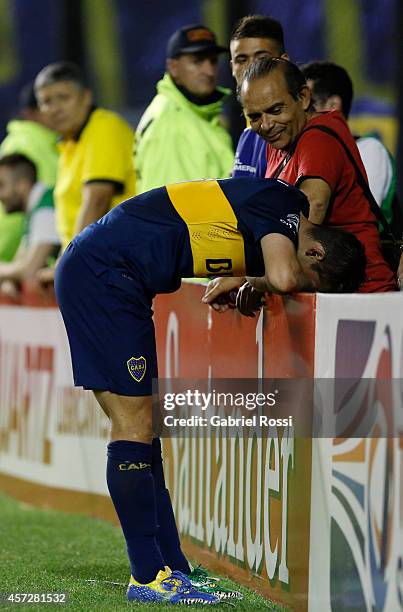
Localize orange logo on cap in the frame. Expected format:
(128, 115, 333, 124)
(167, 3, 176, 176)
(187, 29, 214, 42)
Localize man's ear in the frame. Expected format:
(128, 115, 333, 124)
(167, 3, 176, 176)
(280, 52, 290, 60)
(230, 59, 235, 77)
(322, 94, 342, 112)
(81, 88, 93, 111)
(298, 84, 312, 111)
(166, 58, 178, 78)
(305, 242, 325, 261)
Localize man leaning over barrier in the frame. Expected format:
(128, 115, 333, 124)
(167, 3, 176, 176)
(240, 57, 396, 293)
(55, 176, 365, 606)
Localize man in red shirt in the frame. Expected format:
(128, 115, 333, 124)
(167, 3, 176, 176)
(239, 57, 396, 292)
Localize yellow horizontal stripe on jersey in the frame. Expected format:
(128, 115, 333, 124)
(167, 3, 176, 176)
(166, 180, 246, 277)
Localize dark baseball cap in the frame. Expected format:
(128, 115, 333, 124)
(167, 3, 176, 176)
(167, 24, 228, 58)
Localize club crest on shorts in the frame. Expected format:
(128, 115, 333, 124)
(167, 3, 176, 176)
(127, 356, 146, 382)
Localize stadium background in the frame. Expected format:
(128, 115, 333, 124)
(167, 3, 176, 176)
(0, 2, 402, 610)
(0, 0, 400, 176)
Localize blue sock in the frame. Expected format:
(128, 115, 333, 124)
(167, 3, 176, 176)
(107, 440, 165, 584)
(151, 438, 190, 574)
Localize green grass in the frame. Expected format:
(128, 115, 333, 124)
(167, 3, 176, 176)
(0, 494, 285, 611)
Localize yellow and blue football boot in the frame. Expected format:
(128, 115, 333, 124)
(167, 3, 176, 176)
(127, 566, 220, 605)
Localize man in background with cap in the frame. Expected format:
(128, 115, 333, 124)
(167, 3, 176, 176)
(135, 24, 234, 193)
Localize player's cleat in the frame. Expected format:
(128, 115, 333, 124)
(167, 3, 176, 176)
(127, 566, 220, 605)
(188, 566, 243, 601)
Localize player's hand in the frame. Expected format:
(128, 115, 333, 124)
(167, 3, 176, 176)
(202, 276, 245, 313)
(236, 281, 265, 317)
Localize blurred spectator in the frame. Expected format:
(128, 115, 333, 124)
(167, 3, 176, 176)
(0, 82, 58, 188)
(135, 24, 234, 193)
(240, 57, 396, 292)
(302, 61, 399, 229)
(0, 154, 59, 291)
(0, 194, 25, 263)
(230, 15, 288, 178)
(35, 61, 135, 255)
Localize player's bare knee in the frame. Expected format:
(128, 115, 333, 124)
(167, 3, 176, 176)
(96, 392, 154, 443)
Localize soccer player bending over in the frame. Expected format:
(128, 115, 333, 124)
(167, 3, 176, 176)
(55, 177, 365, 605)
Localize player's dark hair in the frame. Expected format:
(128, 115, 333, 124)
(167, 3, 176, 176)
(34, 61, 87, 92)
(301, 60, 354, 118)
(231, 15, 285, 54)
(241, 57, 306, 101)
(308, 225, 366, 292)
(0, 153, 37, 184)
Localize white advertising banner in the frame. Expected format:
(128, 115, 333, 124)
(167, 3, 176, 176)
(0, 305, 109, 495)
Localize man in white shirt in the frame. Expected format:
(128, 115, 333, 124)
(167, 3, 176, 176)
(0, 153, 60, 291)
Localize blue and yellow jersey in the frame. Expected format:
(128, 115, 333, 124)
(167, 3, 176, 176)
(74, 177, 309, 293)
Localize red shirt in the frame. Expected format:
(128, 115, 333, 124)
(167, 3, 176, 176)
(265, 110, 396, 292)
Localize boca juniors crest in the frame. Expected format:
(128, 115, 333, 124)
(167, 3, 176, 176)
(127, 356, 147, 382)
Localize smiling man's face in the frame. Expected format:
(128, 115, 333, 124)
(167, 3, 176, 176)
(241, 68, 311, 150)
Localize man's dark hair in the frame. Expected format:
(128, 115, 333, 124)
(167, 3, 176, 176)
(308, 225, 366, 292)
(241, 57, 306, 100)
(231, 15, 285, 54)
(34, 61, 87, 92)
(301, 60, 354, 118)
(0, 153, 37, 184)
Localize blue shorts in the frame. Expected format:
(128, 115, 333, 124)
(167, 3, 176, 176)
(55, 242, 157, 396)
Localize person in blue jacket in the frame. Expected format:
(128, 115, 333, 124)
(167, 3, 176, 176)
(230, 15, 289, 178)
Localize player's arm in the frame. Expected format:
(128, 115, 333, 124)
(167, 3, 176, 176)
(203, 232, 310, 306)
(202, 232, 315, 314)
(74, 181, 116, 236)
(258, 233, 313, 292)
(297, 178, 332, 224)
(235, 233, 316, 317)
